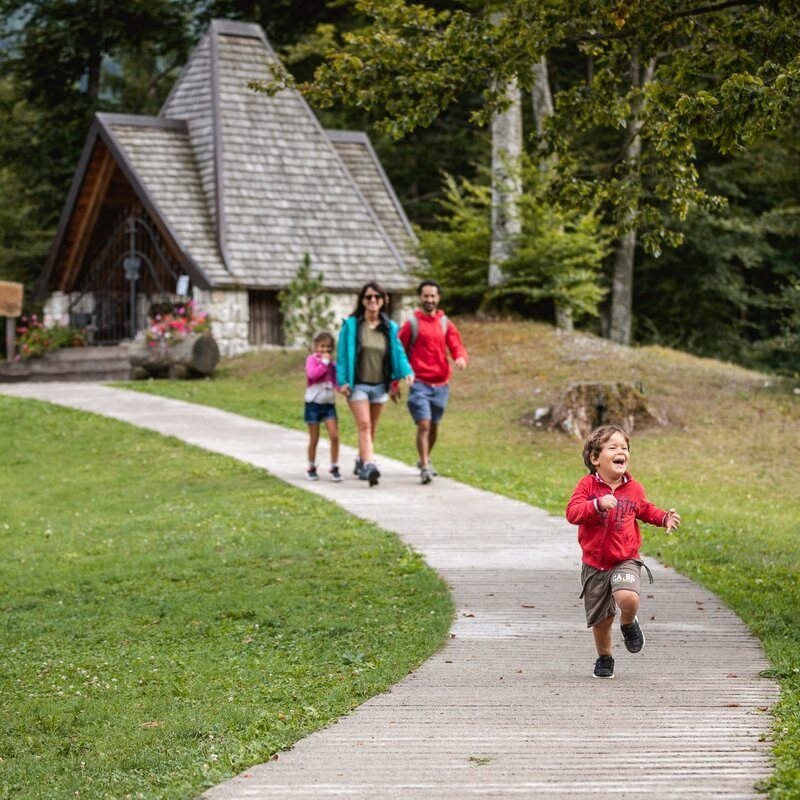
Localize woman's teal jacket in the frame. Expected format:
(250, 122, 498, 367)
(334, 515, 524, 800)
(336, 313, 414, 390)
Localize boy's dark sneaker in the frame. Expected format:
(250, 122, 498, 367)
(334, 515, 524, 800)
(363, 462, 380, 487)
(593, 655, 615, 679)
(621, 617, 645, 653)
(329, 466, 343, 482)
(354, 458, 363, 476)
(306, 466, 319, 481)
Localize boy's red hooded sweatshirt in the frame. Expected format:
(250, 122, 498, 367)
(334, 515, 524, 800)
(566, 472, 669, 571)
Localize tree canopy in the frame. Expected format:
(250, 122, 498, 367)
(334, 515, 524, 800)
(1, 1, 799, 373)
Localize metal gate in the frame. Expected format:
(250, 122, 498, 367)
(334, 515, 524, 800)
(68, 213, 187, 343)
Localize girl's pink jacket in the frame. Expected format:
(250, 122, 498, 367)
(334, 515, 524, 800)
(566, 472, 669, 571)
(305, 354, 338, 389)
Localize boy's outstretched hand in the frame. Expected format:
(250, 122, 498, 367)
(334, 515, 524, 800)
(665, 508, 681, 534)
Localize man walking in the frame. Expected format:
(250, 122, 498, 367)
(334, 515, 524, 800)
(397, 280, 468, 484)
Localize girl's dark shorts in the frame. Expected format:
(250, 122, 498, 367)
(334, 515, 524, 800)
(580, 560, 642, 628)
(304, 401, 337, 425)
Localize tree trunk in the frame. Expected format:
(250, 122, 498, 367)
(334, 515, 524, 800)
(531, 57, 554, 139)
(87, 0, 105, 103)
(531, 57, 573, 331)
(533, 380, 667, 440)
(488, 77, 523, 288)
(608, 51, 656, 345)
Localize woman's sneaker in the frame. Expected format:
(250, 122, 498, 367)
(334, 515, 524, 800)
(420, 466, 434, 484)
(306, 466, 319, 481)
(416, 460, 438, 476)
(621, 617, 645, 653)
(329, 466, 343, 482)
(593, 655, 615, 679)
(363, 462, 380, 487)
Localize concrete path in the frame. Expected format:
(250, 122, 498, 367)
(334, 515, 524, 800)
(0, 383, 778, 799)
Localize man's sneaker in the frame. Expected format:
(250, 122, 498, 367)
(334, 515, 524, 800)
(363, 462, 380, 487)
(306, 466, 319, 481)
(353, 457, 363, 476)
(420, 466, 434, 484)
(593, 655, 615, 679)
(329, 466, 343, 482)
(621, 617, 645, 653)
(416, 460, 438, 476)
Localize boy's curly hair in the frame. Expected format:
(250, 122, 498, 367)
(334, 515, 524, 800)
(582, 424, 630, 472)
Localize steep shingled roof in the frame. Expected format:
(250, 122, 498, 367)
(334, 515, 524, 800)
(327, 130, 419, 270)
(160, 19, 412, 291)
(38, 19, 415, 298)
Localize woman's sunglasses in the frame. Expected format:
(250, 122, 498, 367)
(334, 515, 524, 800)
(363, 294, 383, 301)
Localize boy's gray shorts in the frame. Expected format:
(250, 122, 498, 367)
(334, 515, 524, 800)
(580, 560, 646, 628)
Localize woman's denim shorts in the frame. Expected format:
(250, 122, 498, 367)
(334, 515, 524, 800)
(348, 383, 389, 404)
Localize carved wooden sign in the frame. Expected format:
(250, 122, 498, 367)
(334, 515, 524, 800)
(0, 281, 23, 317)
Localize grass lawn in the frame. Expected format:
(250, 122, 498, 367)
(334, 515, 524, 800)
(129, 317, 800, 798)
(0, 397, 453, 799)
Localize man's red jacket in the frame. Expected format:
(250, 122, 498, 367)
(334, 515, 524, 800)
(397, 309, 468, 385)
(566, 472, 669, 570)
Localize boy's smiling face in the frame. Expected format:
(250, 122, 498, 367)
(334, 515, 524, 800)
(591, 431, 630, 484)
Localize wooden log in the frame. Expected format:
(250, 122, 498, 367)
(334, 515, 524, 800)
(129, 333, 220, 378)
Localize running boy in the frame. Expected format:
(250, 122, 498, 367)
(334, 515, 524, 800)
(304, 331, 342, 481)
(566, 424, 680, 679)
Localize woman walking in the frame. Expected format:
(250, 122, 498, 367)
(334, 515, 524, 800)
(337, 282, 414, 486)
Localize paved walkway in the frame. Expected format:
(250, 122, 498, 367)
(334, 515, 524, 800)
(0, 383, 778, 799)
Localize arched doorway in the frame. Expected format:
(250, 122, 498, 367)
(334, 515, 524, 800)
(68, 211, 187, 343)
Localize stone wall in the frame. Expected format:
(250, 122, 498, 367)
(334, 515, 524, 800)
(192, 288, 249, 358)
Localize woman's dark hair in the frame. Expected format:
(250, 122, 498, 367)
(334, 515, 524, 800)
(352, 281, 388, 317)
(582, 424, 630, 472)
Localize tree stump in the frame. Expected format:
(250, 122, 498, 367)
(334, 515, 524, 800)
(532, 381, 666, 439)
(129, 333, 220, 379)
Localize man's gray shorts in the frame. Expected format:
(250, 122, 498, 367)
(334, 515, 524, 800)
(580, 560, 642, 628)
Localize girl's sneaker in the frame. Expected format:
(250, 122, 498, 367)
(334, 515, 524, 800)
(329, 466, 343, 482)
(306, 466, 319, 481)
